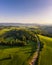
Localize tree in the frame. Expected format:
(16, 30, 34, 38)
(22, 35, 26, 41)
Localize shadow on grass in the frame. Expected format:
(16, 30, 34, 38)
(0, 54, 11, 61)
(0, 44, 26, 50)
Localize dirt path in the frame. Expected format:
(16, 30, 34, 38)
(29, 35, 40, 65)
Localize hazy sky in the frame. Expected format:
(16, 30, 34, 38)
(0, 0, 52, 24)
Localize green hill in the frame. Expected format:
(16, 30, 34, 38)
(0, 27, 37, 65)
(38, 35, 52, 65)
(0, 28, 37, 46)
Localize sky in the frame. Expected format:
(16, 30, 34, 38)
(0, 0, 52, 25)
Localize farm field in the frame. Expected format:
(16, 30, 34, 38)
(38, 35, 52, 65)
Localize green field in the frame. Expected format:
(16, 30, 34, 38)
(1, 27, 52, 65)
(0, 41, 37, 65)
(0, 27, 37, 65)
(38, 35, 52, 65)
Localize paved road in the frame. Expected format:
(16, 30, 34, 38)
(29, 35, 40, 65)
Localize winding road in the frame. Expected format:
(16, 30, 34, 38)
(29, 35, 40, 65)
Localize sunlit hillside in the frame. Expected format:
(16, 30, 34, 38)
(38, 35, 52, 65)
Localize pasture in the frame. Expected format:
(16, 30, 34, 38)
(38, 35, 52, 65)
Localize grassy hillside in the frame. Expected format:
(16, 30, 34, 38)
(0, 27, 37, 65)
(38, 35, 52, 65)
(0, 42, 37, 65)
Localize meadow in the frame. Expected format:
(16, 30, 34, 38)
(0, 42, 37, 65)
(38, 35, 52, 65)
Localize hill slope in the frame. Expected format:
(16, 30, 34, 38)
(38, 35, 52, 65)
(0, 28, 37, 65)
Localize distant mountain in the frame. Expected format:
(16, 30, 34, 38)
(0, 23, 23, 26)
(43, 26, 52, 34)
(39, 26, 52, 37)
(0, 23, 52, 30)
(0, 23, 41, 27)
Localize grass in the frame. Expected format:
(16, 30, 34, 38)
(38, 35, 52, 65)
(0, 27, 20, 35)
(0, 41, 37, 65)
(0, 27, 37, 65)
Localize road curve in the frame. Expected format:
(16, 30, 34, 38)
(29, 35, 40, 65)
